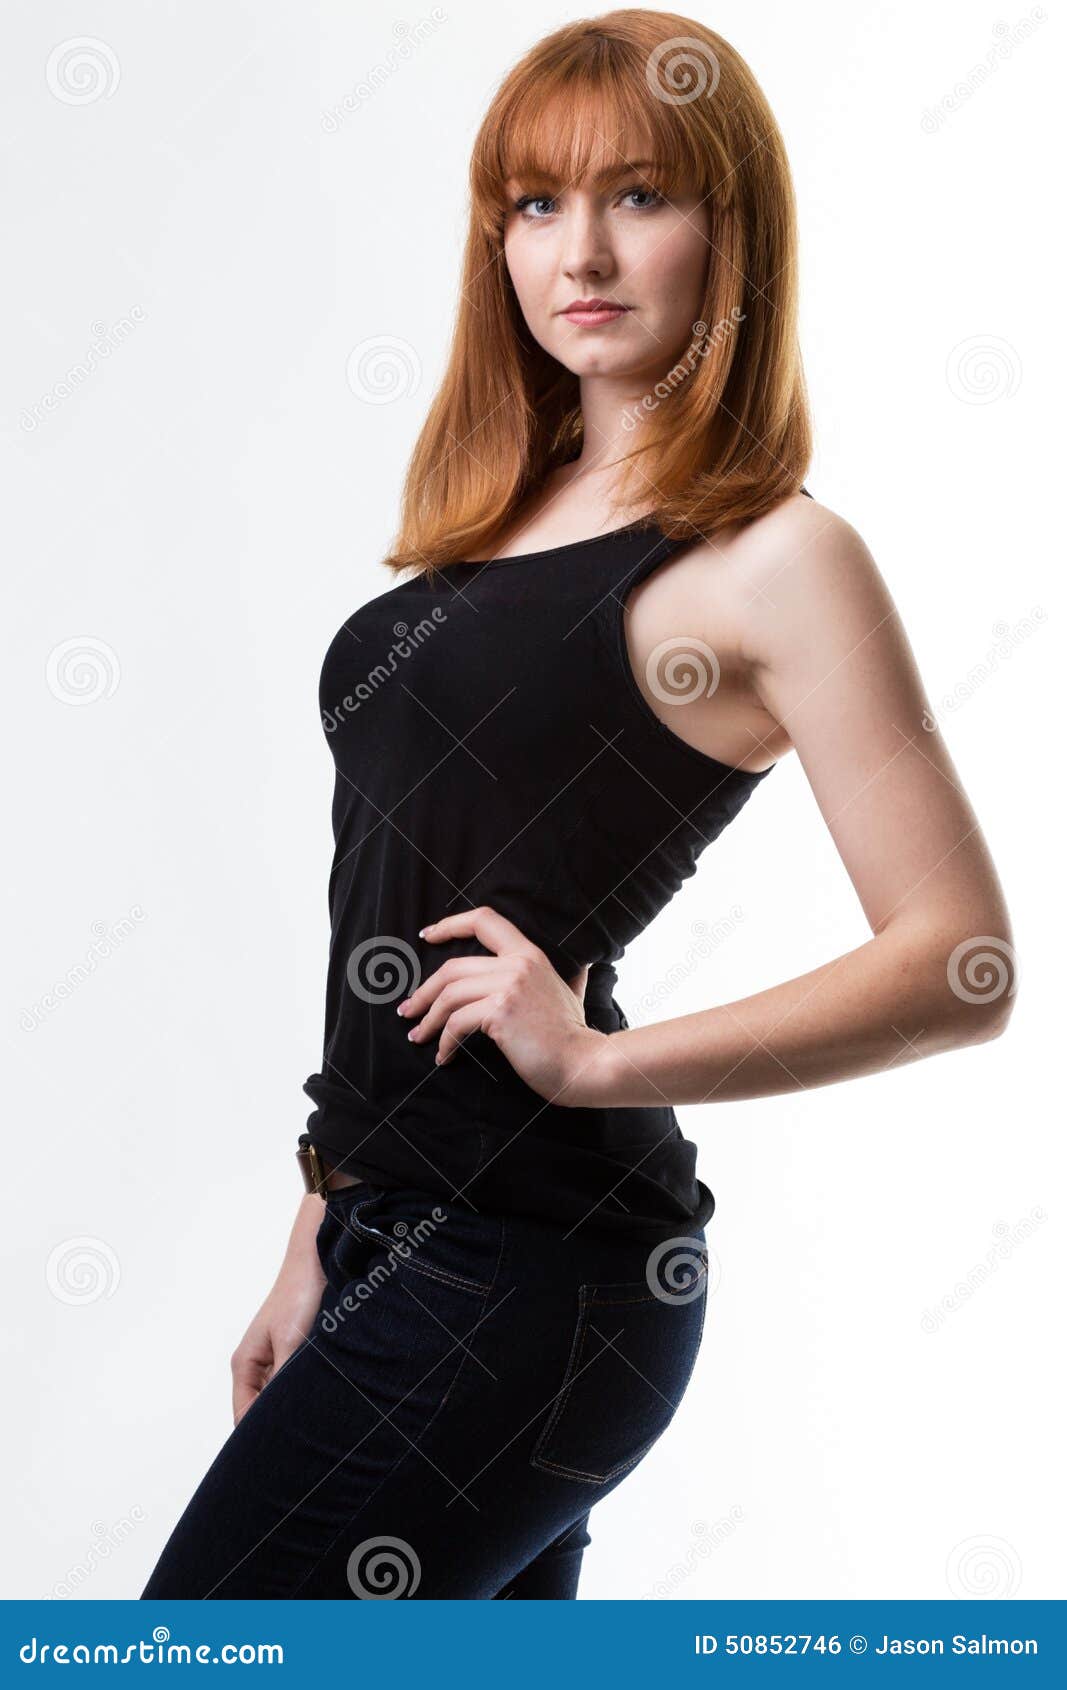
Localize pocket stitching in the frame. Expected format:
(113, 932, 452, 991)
(341, 1200, 495, 1297)
(529, 1268, 708, 1486)
(396, 1255, 493, 1297)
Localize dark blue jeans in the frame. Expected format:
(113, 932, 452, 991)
(141, 1181, 708, 1599)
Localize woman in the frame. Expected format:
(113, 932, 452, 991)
(141, 10, 1013, 1600)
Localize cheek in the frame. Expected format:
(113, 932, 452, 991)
(633, 223, 709, 322)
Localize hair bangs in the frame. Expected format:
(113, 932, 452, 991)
(472, 52, 717, 228)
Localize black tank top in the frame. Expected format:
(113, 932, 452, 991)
(304, 500, 806, 1241)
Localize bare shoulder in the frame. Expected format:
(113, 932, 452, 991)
(700, 493, 891, 673)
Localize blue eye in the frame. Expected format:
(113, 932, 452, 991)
(513, 186, 665, 220)
(514, 194, 556, 219)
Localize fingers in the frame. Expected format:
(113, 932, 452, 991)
(419, 905, 539, 960)
(397, 954, 495, 1024)
(406, 974, 501, 1058)
(231, 1355, 267, 1426)
(436, 997, 499, 1065)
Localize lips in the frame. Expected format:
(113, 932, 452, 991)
(560, 302, 632, 326)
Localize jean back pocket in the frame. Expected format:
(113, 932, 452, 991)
(529, 1261, 708, 1487)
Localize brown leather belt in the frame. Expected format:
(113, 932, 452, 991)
(296, 1138, 365, 1196)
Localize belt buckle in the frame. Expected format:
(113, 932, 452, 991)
(297, 1139, 330, 1197)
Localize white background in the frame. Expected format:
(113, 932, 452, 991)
(2, 0, 1062, 1602)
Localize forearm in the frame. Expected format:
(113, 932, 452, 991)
(580, 923, 1010, 1108)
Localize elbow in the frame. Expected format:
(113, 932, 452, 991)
(939, 931, 1018, 1049)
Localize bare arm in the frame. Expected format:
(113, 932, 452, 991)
(401, 501, 1015, 1108)
(230, 1193, 326, 1424)
(582, 501, 1015, 1107)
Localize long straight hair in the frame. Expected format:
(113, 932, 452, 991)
(385, 9, 813, 577)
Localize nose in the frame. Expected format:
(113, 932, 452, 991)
(560, 203, 614, 284)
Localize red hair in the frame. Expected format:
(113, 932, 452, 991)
(385, 9, 812, 576)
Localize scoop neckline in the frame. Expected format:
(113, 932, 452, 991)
(445, 517, 658, 570)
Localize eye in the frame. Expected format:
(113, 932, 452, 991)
(620, 186, 665, 211)
(514, 193, 557, 219)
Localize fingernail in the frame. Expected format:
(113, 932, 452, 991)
(407, 1028, 417, 1041)
(396, 1000, 409, 1015)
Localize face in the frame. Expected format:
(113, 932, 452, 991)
(502, 152, 711, 390)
